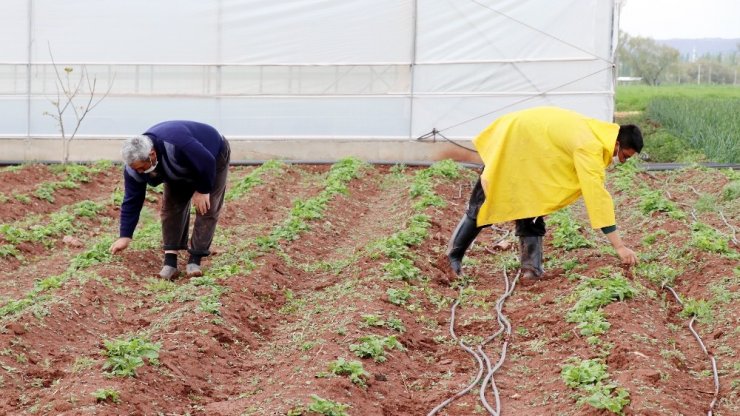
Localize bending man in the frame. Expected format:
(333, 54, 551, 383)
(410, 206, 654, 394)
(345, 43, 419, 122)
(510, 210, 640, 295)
(109, 120, 231, 280)
(447, 106, 642, 280)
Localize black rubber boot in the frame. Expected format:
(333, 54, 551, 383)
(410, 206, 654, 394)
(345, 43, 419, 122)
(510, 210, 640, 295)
(519, 236, 544, 279)
(446, 215, 482, 275)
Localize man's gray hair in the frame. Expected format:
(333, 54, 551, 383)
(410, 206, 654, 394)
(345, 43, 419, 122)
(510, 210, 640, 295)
(121, 135, 153, 165)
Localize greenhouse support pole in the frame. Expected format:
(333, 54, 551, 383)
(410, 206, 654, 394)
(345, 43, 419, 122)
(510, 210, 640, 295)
(216, 0, 223, 129)
(408, 0, 419, 140)
(610, 0, 619, 121)
(26, 0, 34, 143)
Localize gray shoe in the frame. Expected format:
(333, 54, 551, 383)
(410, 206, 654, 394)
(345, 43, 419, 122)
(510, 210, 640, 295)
(158, 265, 180, 280)
(186, 263, 203, 277)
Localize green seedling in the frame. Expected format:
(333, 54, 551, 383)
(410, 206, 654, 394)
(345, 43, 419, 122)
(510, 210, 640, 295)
(327, 357, 370, 387)
(641, 229, 668, 246)
(721, 180, 739, 201)
(350, 335, 404, 363)
(307, 395, 350, 416)
(386, 316, 406, 333)
(691, 222, 734, 255)
(610, 158, 641, 192)
(638, 189, 685, 219)
(0, 244, 19, 258)
(383, 257, 420, 281)
(387, 287, 412, 306)
(102, 336, 161, 377)
(226, 160, 284, 201)
(566, 273, 636, 338)
(561, 358, 630, 414)
(679, 298, 713, 323)
(361, 314, 385, 327)
(634, 261, 680, 287)
(92, 388, 121, 404)
(258, 158, 365, 250)
(550, 208, 594, 250)
(13, 193, 31, 204)
(72, 200, 104, 218)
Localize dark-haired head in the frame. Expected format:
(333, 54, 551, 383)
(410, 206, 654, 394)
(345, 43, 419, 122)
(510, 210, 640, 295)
(617, 124, 643, 154)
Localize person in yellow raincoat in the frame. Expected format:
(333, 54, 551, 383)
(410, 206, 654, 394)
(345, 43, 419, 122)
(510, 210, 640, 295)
(446, 106, 643, 280)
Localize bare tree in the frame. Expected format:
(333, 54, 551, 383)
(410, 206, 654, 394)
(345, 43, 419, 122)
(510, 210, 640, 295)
(44, 45, 114, 164)
(617, 33, 679, 85)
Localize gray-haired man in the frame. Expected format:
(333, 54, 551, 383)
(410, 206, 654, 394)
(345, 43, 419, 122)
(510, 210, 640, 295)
(109, 120, 230, 280)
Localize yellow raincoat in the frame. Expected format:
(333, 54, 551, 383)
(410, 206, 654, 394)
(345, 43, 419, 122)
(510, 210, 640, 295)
(473, 106, 618, 229)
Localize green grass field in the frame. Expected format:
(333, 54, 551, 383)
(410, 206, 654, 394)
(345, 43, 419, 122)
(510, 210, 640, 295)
(615, 85, 740, 163)
(616, 84, 740, 112)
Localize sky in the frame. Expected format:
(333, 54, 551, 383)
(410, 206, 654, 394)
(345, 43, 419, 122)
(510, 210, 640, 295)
(619, 0, 740, 39)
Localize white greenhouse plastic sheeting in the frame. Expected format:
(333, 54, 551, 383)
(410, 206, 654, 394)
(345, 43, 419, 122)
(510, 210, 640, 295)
(1, 0, 619, 148)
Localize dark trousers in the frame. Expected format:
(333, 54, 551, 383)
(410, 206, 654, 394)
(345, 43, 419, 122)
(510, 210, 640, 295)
(465, 177, 546, 237)
(161, 138, 231, 256)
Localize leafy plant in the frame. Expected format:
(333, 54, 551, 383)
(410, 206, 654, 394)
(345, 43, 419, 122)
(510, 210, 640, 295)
(349, 335, 404, 363)
(562, 359, 608, 387)
(386, 316, 406, 333)
(102, 336, 161, 377)
(550, 208, 594, 250)
(721, 180, 739, 201)
(641, 229, 668, 246)
(71, 238, 113, 270)
(638, 189, 685, 219)
(634, 261, 681, 287)
(561, 358, 630, 414)
(679, 298, 713, 323)
(361, 314, 384, 328)
(566, 273, 636, 338)
(307, 395, 350, 416)
(226, 159, 284, 201)
(258, 158, 365, 249)
(327, 357, 370, 387)
(610, 157, 642, 192)
(387, 287, 412, 306)
(198, 292, 223, 315)
(92, 388, 121, 404)
(425, 159, 463, 179)
(72, 200, 104, 218)
(691, 222, 733, 255)
(13, 193, 31, 204)
(0, 244, 19, 258)
(383, 258, 420, 281)
(34, 182, 56, 203)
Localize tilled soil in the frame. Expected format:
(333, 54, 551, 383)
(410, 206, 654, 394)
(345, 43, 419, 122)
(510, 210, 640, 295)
(0, 162, 737, 416)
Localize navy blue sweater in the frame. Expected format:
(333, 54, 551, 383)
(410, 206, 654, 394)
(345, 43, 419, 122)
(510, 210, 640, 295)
(119, 121, 224, 238)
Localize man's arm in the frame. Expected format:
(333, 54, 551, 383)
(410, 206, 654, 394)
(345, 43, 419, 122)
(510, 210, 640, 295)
(573, 145, 637, 266)
(604, 227, 637, 265)
(110, 168, 147, 254)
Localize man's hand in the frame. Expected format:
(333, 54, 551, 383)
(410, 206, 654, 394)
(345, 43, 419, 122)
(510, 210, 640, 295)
(192, 192, 211, 215)
(605, 229, 637, 267)
(616, 245, 637, 266)
(110, 237, 132, 255)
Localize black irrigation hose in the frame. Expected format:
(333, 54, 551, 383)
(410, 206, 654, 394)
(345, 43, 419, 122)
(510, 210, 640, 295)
(664, 286, 720, 416)
(428, 230, 518, 416)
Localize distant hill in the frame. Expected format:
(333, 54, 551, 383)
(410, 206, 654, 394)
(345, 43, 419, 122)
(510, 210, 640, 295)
(657, 38, 739, 59)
